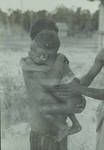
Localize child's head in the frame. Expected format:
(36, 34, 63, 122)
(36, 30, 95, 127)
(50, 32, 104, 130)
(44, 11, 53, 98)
(30, 19, 58, 40)
(29, 30, 60, 65)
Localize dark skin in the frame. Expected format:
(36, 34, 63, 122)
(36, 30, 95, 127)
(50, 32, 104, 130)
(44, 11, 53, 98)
(49, 79, 104, 101)
(42, 54, 86, 115)
(26, 38, 86, 140)
(40, 53, 87, 140)
(28, 38, 85, 117)
(47, 49, 104, 101)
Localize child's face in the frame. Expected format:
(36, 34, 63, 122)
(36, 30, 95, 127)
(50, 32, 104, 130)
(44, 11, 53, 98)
(30, 40, 58, 65)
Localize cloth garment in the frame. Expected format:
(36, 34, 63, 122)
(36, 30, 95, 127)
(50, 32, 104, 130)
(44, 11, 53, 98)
(30, 130, 67, 150)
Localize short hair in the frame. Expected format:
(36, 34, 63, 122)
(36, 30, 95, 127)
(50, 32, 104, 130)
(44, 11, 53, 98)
(34, 30, 60, 51)
(30, 19, 59, 40)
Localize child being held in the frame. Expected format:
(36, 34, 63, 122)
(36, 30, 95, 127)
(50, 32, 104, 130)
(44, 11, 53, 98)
(21, 30, 86, 142)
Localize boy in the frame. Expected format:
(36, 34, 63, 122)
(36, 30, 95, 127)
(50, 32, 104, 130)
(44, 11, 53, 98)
(21, 30, 86, 145)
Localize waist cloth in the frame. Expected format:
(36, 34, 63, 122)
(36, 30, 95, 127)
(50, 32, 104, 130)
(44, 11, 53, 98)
(30, 130, 67, 150)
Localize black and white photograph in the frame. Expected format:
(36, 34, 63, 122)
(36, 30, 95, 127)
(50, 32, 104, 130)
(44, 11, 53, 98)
(1, 0, 104, 150)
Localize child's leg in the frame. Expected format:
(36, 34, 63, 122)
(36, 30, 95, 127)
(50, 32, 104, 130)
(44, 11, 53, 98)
(43, 113, 67, 131)
(68, 113, 81, 135)
(42, 112, 69, 142)
(55, 114, 82, 142)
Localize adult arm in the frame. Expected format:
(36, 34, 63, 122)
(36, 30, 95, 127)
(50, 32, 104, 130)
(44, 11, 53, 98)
(80, 62, 103, 86)
(48, 78, 104, 100)
(46, 49, 104, 101)
(80, 49, 104, 86)
(76, 86, 104, 100)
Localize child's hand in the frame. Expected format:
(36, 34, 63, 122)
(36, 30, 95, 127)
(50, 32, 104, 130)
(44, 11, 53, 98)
(95, 49, 104, 67)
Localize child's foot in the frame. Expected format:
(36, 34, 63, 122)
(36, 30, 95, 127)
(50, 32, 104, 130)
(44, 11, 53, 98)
(55, 124, 81, 142)
(68, 123, 82, 135)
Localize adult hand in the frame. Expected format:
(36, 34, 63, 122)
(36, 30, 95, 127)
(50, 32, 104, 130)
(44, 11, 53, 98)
(45, 78, 81, 101)
(54, 78, 86, 113)
(44, 78, 86, 113)
(95, 49, 104, 66)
